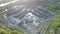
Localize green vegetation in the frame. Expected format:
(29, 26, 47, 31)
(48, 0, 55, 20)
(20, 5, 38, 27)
(42, 2, 60, 34)
(0, 1, 60, 34)
(0, 22, 24, 34)
(45, 17, 60, 34)
(0, 9, 24, 34)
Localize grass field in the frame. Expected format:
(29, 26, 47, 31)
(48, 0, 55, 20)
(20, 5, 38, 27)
(0, 22, 24, 34)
